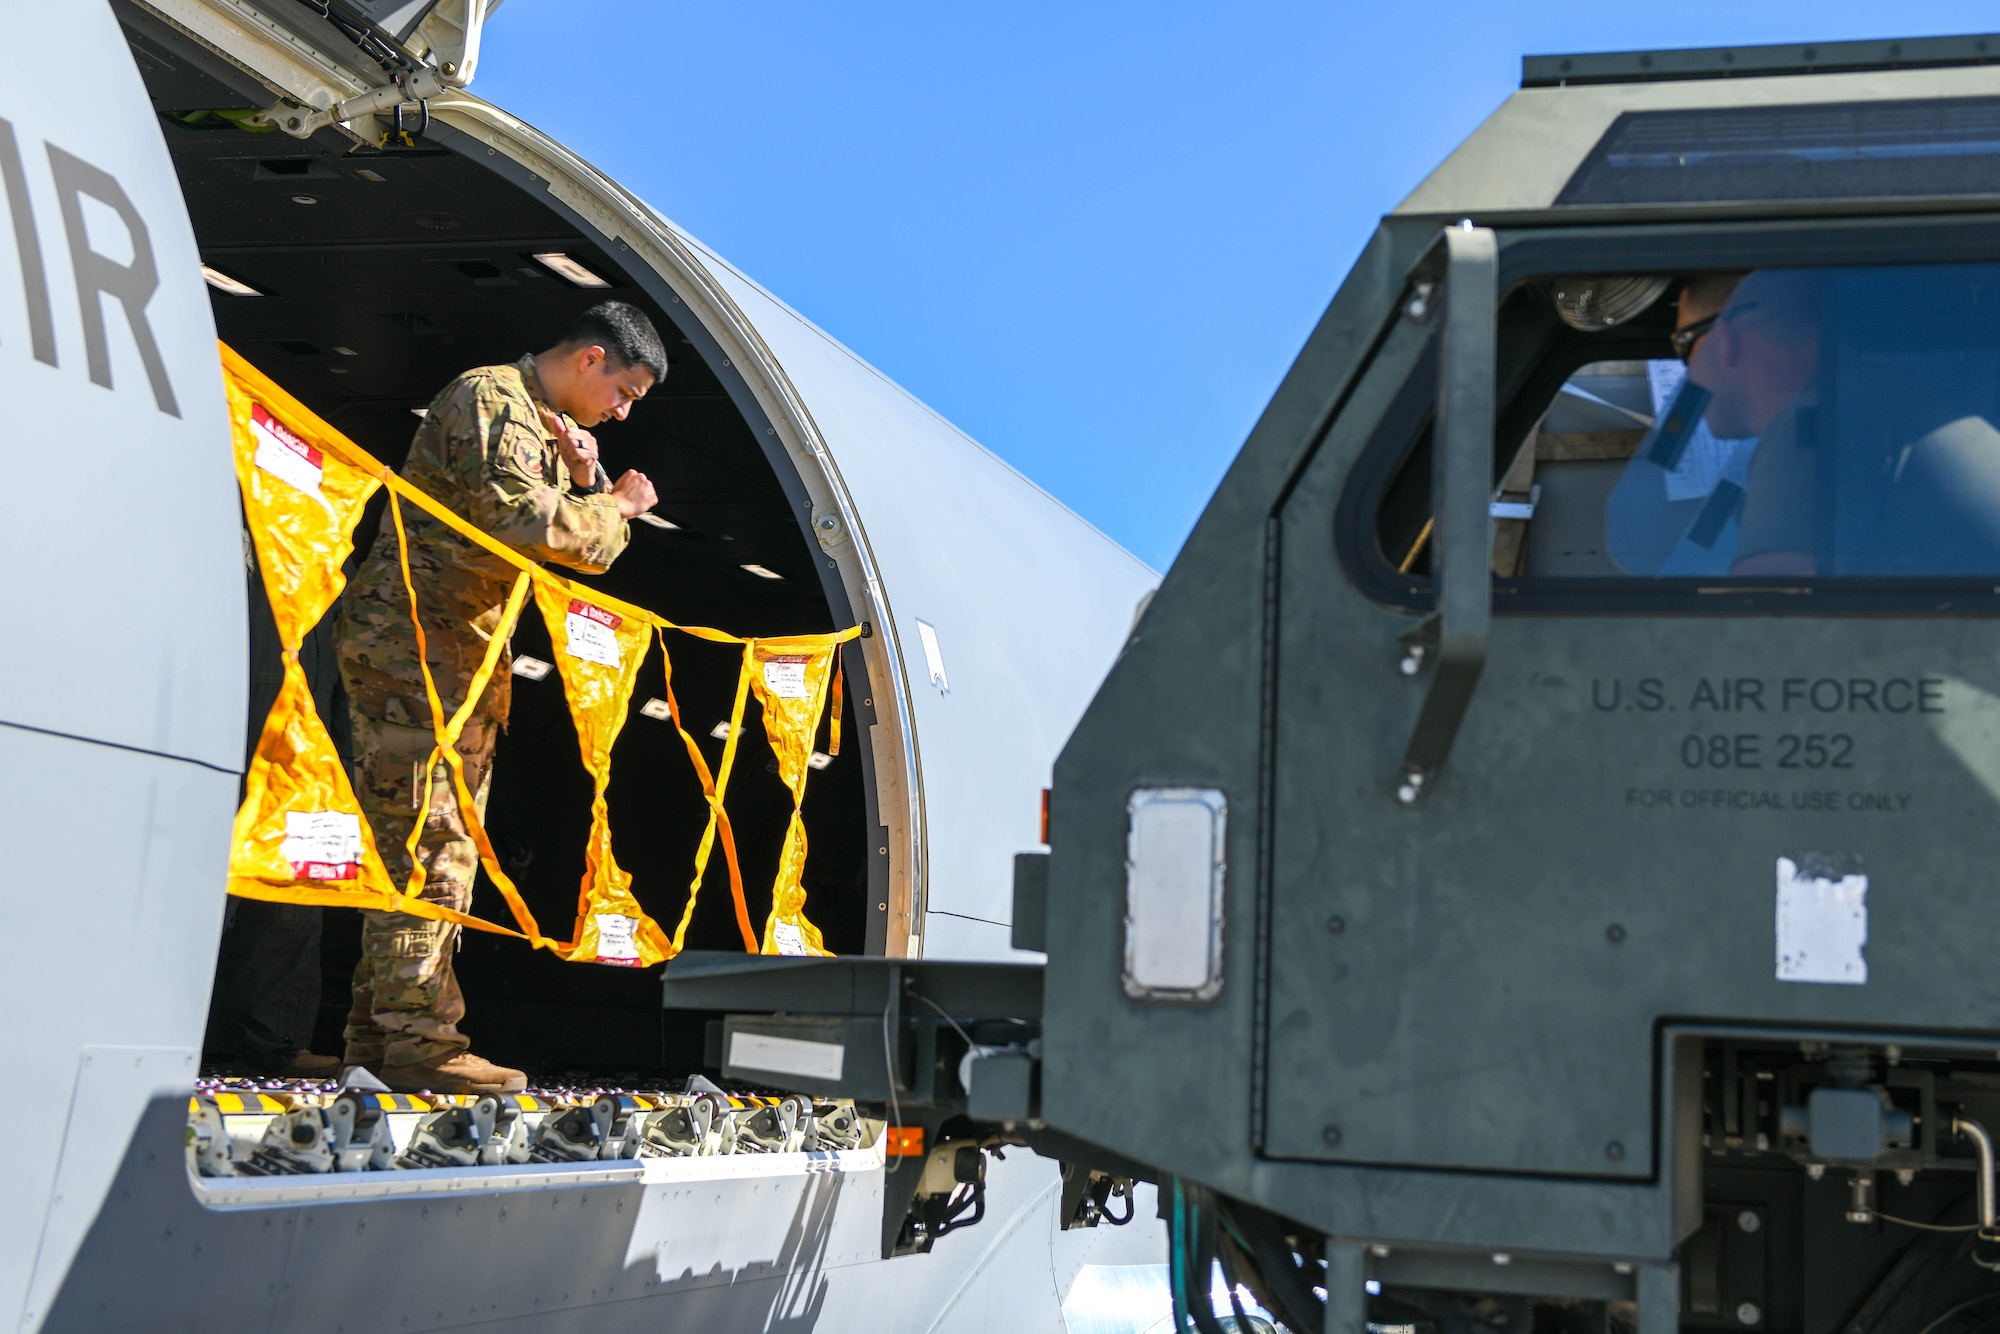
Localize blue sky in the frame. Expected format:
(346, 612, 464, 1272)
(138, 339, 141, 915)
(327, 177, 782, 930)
(481, 2, 1999, 572)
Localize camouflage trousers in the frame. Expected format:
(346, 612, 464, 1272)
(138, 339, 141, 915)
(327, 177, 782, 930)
(340, 678, 502, 1070)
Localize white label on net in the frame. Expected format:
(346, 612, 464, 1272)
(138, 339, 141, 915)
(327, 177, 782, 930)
(250, 403, 325, 497)
(763, 655, 810, 699)
(773, 922, 808, 956)
(564, 599, 622, 667)
(1775, 856, 1868, 985)
(594, 913, 640, 962)
(639, 697, 672, 721)
(728, 1031, 843, 1082)
(280, 810, 362, 881)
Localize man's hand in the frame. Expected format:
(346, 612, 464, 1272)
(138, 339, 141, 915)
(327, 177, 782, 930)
(541, 406, 600, 489)
(610, 469, 658, 520)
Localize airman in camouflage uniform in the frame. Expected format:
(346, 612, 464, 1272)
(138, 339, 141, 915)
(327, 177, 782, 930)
(337, 301, 666, 1094)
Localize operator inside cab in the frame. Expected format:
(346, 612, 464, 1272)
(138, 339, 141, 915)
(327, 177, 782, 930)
(1601, 265, 2000, 580)
(335, 300, 665, 1095)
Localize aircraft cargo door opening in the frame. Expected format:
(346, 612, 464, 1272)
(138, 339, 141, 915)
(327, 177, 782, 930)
(122, 17, 879, 1082)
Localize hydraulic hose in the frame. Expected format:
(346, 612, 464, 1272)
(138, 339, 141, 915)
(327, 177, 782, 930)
(1186, 1186, 1230, 1334)
(1169, 1180, 1192, 1332)
(1230, 1200, 1328, 1334)
(1214, 1216, 1259, 1334)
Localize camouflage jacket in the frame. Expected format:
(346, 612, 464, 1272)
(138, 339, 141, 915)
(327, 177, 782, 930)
(339, 355, 630, 715)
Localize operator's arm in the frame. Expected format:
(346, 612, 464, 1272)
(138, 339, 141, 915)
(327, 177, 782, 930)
(453, 380, 631, 574)
(1731, 407, 1816, 576)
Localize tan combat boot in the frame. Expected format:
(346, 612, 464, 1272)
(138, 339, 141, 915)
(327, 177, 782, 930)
(378, 1052, 528, 1094)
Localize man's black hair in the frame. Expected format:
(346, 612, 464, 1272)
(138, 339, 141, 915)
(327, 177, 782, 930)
(560, 300, 668, 381)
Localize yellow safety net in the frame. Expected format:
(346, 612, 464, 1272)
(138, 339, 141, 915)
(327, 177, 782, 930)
(221, 341, 862, 961)
(226, 369, 402, 911)
(748, 639, 846, 956)
(532, 580, 672, 967)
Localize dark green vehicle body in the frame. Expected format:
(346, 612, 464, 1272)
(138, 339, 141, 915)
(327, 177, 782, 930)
(1042, 34, 2000, 1331)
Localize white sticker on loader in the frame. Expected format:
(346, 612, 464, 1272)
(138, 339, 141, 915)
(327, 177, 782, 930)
(728, 1031, 843, 1082)
(1776, 854, 1868, 985)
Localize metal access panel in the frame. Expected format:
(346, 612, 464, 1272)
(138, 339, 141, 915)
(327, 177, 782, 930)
(1123, 787, 1227, 1001)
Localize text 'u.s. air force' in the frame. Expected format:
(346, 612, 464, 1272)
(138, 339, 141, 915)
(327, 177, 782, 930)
(0, 116, 177, 416)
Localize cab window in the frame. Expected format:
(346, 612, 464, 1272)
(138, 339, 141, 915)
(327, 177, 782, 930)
(1531, 262, 2000, 580)
(1386, 261, 2000, 587)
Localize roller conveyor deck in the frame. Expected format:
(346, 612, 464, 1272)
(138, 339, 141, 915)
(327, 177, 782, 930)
(189, 1074, 878, 1180)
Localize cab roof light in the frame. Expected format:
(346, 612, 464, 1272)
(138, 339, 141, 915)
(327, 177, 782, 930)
(740, 563, 783, 580)
(201, 265, 261, 297)
(531, 252, 611, 288)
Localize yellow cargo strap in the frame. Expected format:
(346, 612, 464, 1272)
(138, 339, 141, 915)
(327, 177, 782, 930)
(531, 579, 672, 966)
(221, 340, 863, 960)
(665, 634, 760, 953)
(748, 637, 851, 955)
(387, 514, 551, 944)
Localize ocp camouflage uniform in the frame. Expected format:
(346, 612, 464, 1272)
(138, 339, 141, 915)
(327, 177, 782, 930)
(336, 354, 629, 1071)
